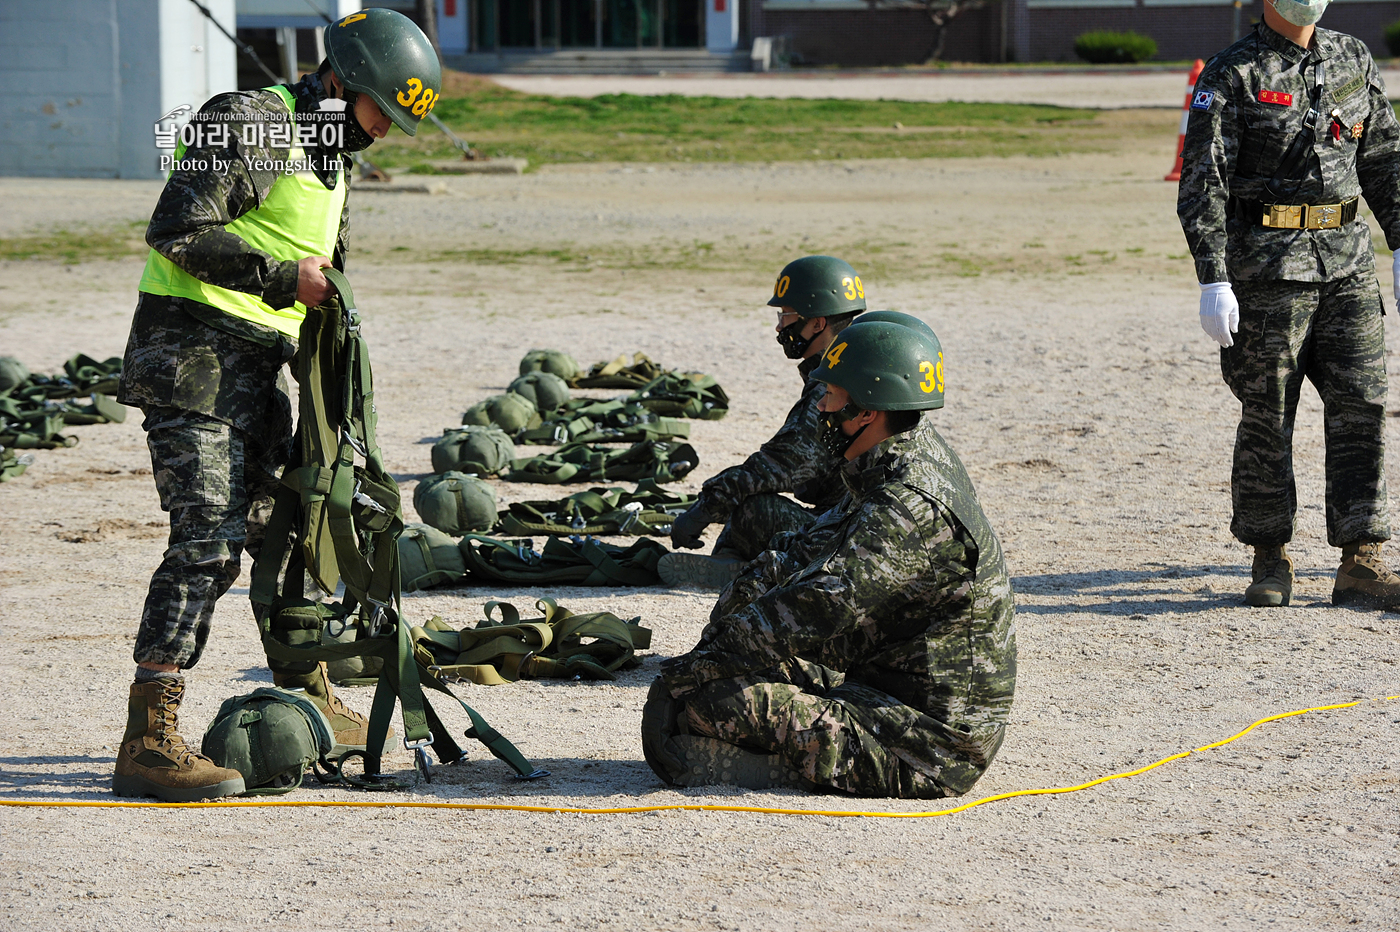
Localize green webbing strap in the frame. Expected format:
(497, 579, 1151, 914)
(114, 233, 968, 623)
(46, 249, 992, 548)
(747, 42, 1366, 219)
(248, 268, 540, 784)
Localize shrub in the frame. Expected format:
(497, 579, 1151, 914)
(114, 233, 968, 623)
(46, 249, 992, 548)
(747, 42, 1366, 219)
(1073, 30, 1158, 65)
(1385, 20, 1400, 58)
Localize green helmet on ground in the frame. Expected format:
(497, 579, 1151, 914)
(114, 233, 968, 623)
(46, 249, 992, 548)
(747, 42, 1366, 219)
(812, 320, 945, 411)
(325, 8, 441, 137)
(766, 255, 867, 319)
(0, 356, 28, 392)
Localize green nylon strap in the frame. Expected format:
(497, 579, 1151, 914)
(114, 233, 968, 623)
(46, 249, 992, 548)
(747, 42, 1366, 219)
(247, 268, 539, 783)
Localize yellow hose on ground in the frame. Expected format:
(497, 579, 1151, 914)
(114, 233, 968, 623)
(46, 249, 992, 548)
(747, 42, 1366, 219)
(2, 695, 1394, 819)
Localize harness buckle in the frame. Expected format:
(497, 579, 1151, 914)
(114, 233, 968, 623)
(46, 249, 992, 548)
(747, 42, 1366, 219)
(366, 603, 390, 638)
(352, 479, 389, 515)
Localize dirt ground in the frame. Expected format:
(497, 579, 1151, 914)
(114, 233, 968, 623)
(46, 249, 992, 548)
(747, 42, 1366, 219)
(1, 107, 1397, 931)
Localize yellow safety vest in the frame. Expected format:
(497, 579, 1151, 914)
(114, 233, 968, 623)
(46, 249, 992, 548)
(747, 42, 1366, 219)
(139, 85, 347, 338)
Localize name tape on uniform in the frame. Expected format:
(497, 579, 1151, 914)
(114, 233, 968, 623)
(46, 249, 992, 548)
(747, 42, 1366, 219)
(1258, 89, 1293, 107)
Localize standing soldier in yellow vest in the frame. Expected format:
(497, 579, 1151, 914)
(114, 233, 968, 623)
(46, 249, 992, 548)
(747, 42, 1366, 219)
(113, 9, 442, 801)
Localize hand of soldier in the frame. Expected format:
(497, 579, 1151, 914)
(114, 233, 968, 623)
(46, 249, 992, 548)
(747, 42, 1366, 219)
(296, 256, 335, 307)
(1392, 253, 1400, 305)
(1198, 282, 1239, 348)
(670, 504, 711, 550)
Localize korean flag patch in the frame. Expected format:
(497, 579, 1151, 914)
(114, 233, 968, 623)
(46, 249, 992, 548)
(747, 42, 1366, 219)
(1191, 90, 1216, 111)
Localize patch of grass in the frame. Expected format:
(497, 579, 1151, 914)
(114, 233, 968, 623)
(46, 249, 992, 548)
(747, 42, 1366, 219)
(371, 81, 1104, 168)
(0, 221, 149, 263)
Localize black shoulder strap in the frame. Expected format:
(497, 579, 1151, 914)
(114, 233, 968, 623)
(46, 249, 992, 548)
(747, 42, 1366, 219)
(1265, 58, 1326, 202)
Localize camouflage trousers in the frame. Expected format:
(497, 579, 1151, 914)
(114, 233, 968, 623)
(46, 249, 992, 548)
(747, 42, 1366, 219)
(713, 493, 818, 561)
(673, 660, 984, 799)
(1222, 274, 1390, 547)
(132, 405, 291, 669)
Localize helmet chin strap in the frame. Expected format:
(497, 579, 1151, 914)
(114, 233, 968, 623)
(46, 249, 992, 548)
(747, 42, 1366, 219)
(819, 401, 868, 458)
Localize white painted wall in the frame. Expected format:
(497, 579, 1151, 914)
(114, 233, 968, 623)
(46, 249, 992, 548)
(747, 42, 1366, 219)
(706, 0, 738, 52)
(0, 0, 238, 178)
(438, 0, 469, 56)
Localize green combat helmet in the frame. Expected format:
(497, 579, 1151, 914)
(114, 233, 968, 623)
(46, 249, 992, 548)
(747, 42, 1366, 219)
(768, 256, 867, 358)
(811, 319, 944, 457)
(325, 8, 441, 136)
(813, 319, 945, 412)
(858, 310, 937, 343)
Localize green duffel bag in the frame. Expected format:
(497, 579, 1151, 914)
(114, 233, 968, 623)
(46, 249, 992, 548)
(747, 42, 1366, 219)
(430, 426, 515, 477)
(519, 348, 581, 382)
(462, 392, 540, 434)
(201, 687, 334, 795)
(507, 371, 570, 415)
(413, 471, 497, 536)
(399, 522, 468, 592)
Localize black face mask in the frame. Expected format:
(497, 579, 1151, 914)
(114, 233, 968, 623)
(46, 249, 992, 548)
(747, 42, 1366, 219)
(776, 318, 812, 359)
(336, 90, 376, 152)
(819, 402, 867, 458)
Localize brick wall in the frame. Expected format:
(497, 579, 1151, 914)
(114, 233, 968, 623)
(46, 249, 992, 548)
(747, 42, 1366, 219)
(743, 1, 1400, 66)
(1030, 3, 1400, 63)
(752, 5, 1006, 66)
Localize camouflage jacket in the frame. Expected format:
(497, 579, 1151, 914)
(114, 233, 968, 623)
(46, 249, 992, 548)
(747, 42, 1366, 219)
(662, 419, 1018, 766)
(122, 76, 350, 430)
(694, 354, 845, 521)
(118, 293, 294, 435)
(143, 75, 351, 311)
(1178, 22, 1400, 284)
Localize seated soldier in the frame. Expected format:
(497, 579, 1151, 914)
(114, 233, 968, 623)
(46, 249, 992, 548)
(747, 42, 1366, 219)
(658, 256, 866, 591)
(642, 319, 1017, 798)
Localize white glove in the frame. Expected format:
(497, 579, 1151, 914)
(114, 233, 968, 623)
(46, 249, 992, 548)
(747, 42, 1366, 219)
(1391, 252, 1400, 305)
(1199, 282, 1239, 348)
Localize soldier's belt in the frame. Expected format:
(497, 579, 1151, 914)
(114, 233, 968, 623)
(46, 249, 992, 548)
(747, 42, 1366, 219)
(1231, 197, 1359, 230)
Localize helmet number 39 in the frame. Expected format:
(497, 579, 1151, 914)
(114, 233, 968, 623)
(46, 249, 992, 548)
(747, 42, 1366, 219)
(397, 78, 438, 116)
(841, 276, 865, 301)
(918, 354, 944, 394)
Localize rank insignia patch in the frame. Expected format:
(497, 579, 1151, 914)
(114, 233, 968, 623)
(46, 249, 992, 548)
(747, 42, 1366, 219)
(1352, 122, 1365, 139)
(1258, 89, 1293, 106)
(1191, 90, 1216, 111)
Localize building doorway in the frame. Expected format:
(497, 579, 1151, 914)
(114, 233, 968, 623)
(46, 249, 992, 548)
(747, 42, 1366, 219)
(474, 0, 703, 49)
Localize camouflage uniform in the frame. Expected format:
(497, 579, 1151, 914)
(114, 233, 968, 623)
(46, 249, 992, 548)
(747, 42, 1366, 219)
(1178, 22, 1400, 547)
(119, 76, 348, 669)
(698, 355, 845, 560)
(656, 419, 1017, 799)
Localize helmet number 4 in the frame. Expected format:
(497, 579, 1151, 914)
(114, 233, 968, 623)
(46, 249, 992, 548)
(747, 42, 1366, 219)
(397, 78, 438, 117)
(841, 276, 865, 301)
(918, 355, 944, 394)
(825, 341, 847, 367)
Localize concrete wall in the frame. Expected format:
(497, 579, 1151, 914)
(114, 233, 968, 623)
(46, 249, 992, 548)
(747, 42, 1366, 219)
(0, 0, 236, 179)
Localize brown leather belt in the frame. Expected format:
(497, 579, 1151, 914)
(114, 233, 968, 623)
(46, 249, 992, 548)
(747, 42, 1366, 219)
(1231, 196, 1359, 230)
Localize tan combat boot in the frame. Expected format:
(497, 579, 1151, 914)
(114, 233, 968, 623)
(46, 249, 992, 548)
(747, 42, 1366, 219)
(1332, 542, 1400, 610)
(1245, 545, 1293, 608)
(273, 662, 387, 753)
(113, 677, 246, 801)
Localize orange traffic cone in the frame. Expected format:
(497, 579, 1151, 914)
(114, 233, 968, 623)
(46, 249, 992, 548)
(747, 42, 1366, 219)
(1165, 59, 1206, 182)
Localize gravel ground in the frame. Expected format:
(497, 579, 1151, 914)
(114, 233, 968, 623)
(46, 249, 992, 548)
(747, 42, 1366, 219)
(0, 109, 1397, 930)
